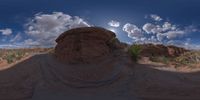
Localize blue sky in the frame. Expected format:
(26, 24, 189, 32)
(0, 0, 200, 49)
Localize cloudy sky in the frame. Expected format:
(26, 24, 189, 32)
(0, 0, 200, 49)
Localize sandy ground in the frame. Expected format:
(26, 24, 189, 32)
(0, 54, 200, 100)
(131, 64, 200, 100)
(0, 55, 33, 71)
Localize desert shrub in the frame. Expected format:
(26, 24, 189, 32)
(0, 51, 3, 57)
(15, 51, 25, 60)
(5, 53, 16, 64)
(150, 56, 171, 64)
(128, 44, 142, 62)
(1, 51, 25, 64)
(175, 51, 200, 65)
(0, 48, 54, 64)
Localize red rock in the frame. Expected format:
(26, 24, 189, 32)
(139, 44, 188, 57)
(167, 45, 188, 57)
(55, 27, 120, 64)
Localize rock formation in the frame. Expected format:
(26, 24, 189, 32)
(53, 27, 126, 87)
(167, 45, 188, 57)
(55, 27, 121, 64)
(139, 44, 188, 57)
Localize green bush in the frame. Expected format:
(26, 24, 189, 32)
(15, 51, 25, 60)
(128, 44, 142, 62)
(150, 56, 170, 64)
(5, 53, 15, 64)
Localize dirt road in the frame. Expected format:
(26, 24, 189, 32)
(0, 54, 200, 100)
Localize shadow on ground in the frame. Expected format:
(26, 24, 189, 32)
(0, 54, 200, 100)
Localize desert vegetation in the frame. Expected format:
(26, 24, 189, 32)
(128, 44, 200, 68)
(128, 44, 142, 62)
(148, 51, 200, 67)
(175, 51, 200, 66)
(150, 56, 172, 64)
(0, 48, 53, 65)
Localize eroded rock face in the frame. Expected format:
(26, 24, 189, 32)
(140, 44, 168, 57)
(55, 27, 118, 64)
(167, 45, 188, 57)
(140, 44, 188, 57)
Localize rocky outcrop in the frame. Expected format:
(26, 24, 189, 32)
(53, 27, 128, 87)
(55, 27, 122, 64)
(139, 44, 168, 57)
(167, 45, 188, 57)
(139, 44, 188, 57)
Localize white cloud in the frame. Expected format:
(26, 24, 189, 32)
(162, 22, 174, 31)
(0, 44, 22, 49)
(108, 20, 120, 27)
(142, 23, 156, 34)
(142, 22, 175, 34)
(123, 23, 143, 39)
(142, 14, 195, 41)
(164, 30, 185, 39)
(23, 39, 40, 46)
(10, 33, 22, 42)
(124, 14, 199, 46)
(150, 14, 163, 21)
(0, 28, 12, 35)
(166, 40, 200, 50)
(25, 12, 91, 46)
(184, 25, 199, 32)
(1, 13, 198, 50)
(142, 21, 190, 40)
(156, 33, 165, 41)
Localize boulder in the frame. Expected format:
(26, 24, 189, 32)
(55, 27, 119, 64)
(53, 27, 127, 87)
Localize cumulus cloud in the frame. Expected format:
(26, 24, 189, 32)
(0, 44, 22, 49)
(25, 12, 91, 46)
(162, 22, 176, 31)
(142, 22, 177, 35)
(150, 14, 163, 21)
(142, 23, 159, 34)
(121, 14, 199, 48)
(184, 25, 199, 32)
(166, 40, 200, 50)
(123, 23, 143, 39)
(164, 30, 186, 39)
(108, 20, 120, 27)
(1, 13, 198, 49)
(156, 33, 165, 41)
(10, 33, 22, 42)
(142, 21, 191, 40)
(23, 39, 40, 46)
(0, 28, 12, 35)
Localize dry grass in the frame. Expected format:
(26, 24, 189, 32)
(0, 48, 53, 64)
(175, 51, 200, 66)
(147, 51, 200, 68)
(150, 56, 172, 64)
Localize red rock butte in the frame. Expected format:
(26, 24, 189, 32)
(55, 27, 118, 64)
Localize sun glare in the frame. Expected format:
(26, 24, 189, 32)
(108, 28, 116, 33)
